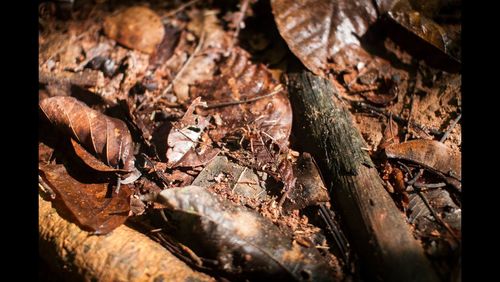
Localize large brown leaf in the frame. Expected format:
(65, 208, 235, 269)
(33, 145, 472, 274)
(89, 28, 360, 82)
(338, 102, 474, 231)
(39, 164, 132, 234)
(271, 0, 378, 76)
(40, 96, 135, 172)
(157, 186, 338, 280)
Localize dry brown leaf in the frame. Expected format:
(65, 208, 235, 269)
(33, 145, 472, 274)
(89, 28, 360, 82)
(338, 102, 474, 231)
(387, 0, 461, 63)
(40, 96, 135, 172)
(193, 47, 292, 147)
(385, 139, 461, 188)
(157, 186, 338, 280)
(172, 10, 232, 102)
(271, 0, 378, 76)
(39, 164, 132, 234)
(103, 6, 165, 54)
(192, 156, 267, 201)
(70, 139, 128, 173)
(284, 153, 330, 211)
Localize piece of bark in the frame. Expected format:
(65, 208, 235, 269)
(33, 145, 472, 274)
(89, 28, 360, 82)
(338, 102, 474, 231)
(39, 196, 214, 282)
(287, 70, 439, 282)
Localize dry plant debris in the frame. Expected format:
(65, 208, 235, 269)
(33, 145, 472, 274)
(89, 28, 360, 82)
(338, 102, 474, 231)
(39, 0, 461, 281)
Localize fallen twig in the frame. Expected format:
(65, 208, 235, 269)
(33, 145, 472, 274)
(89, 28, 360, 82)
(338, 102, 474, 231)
(205, 85, 282, 109)
(351, 101, 443, 136)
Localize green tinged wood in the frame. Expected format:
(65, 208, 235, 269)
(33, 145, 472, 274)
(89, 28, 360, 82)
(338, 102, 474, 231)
(287, 70, 439, 282)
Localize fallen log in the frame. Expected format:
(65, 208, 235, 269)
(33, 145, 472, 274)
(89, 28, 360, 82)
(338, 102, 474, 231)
(287, 70, 439, 282)
(39, 196, 214, 282)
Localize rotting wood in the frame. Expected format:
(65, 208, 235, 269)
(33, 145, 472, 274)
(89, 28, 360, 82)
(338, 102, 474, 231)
(287, 69, 439, 282)
(39, 69, 104, 88)
(39, 196, 214, 282)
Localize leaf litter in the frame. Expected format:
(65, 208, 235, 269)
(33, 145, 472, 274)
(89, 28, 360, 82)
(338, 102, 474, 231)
(38, 0, 461, 280)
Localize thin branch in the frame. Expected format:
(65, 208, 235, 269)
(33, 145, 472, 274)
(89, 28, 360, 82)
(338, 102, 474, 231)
(164, 0, 201, 18)
(439, 113, 461, 143)
(232, 0, 251, 44)
(351, 101, 443, 136)
(205, 86, 283, 109)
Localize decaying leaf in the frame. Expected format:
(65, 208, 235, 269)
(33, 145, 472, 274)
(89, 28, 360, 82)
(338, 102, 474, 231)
(70, 139, 128, 173)
(172, 10, 232, 102)
(103, 6, 165, 54)
(148, 24, 181, 69)
(271, 0, 378, 76)
(193, 47, 293, 146)
(385, 139, 461, 188)
(39, 164, 132, 234)
(284, 153, 330, 211)
(166, 97, 217, 167)
(40, 96, 136, 172)
(378, 117, 400, 150)
(408, 189, 461, 235)
(192, 156, 267, 201)
(156, 186, 338, 281)
(387, 0, 461, 63)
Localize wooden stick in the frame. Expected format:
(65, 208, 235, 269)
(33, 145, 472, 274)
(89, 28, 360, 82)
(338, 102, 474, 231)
(287, 70, 439, 282)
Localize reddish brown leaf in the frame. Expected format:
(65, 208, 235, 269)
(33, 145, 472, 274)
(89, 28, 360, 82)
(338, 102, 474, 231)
(103, 6, 165, 54)
(271, 0, 378, 75)
(385, 139, 461, 186)
(40, 96, 135, 172)
(193, 47, 293, 147)
(70, 139, 128, 173)
(173, 10, 232, 102)
(39, 164, 132, 234)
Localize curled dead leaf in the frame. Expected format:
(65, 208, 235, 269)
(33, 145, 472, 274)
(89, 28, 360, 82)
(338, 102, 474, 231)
(40, 96, 135, 172)
(387, 0, 461, 63)
(103, 6, 165, 54)
(385, 139, 461, 188)
(39, 164, 132, 234)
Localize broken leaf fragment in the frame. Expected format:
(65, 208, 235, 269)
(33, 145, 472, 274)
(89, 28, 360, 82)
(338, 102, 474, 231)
(103, 6, 165, 54)
(39, 164, 132, 234)
(156, 185, 338, 281)
(165, 97, 215, 167)
(284, 153, 330, 211)
(192, 155, 267, 201)
(387, 0, 461, 63)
